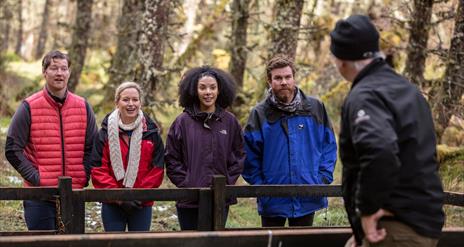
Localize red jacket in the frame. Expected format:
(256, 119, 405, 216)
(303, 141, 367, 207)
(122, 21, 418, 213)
(24, 87, 89, 188)
(91, 112, 164, 206)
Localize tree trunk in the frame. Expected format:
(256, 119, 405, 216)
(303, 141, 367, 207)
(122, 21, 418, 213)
(35, 0, 52, 60)
(14, 0, 23, 56)
(67, 0, 93, 92)
(169, 0, 228, 70)
(136, 0, 170, 107)
(105, 0, 145, 102)
(403, 0, 433, 87)
(1, 1, 12, 52)
(229, 0, 249, 89)
(436, 1, 464, 136)
(176, 0, 199, 57)
(268, 0, 304, 61)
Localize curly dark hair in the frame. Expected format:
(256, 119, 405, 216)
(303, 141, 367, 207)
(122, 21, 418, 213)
(266, 54, 296, 81)
(178, 66, 237, 108)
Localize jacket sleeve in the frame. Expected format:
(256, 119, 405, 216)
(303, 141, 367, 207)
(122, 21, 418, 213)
(227, 118, 245, 185)
(318, 103, 337, 184)
(348, 90, 401, 215)
(90, 129, 120, 189)
(242, 109, 265, 185)
(83, 101, 98, 186)
(4, 101, 40, 186)
(139, 130, 165, 189)
(165, 118, 188, 187)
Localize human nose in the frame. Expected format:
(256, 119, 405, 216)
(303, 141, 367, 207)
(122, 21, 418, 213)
(56, 68, 66, 75)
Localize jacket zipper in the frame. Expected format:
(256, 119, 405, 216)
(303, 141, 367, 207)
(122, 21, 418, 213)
(59, 109, 66, 176)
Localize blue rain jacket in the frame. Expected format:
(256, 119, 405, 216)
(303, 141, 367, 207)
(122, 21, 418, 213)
(243, 89, 337, 218)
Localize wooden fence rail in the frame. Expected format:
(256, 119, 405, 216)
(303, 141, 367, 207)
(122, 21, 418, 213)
(0, 175, 463, 238)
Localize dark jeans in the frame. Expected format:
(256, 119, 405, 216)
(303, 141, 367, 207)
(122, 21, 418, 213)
(23, 200, 57, 230)
(176, 206, 229, 230)
(101, 203, 152, 232)
(261, 212, 315, 227)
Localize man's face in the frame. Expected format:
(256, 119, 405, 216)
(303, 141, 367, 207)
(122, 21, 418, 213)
(268, 66, 296, 104)
(332, 56, 350, 81)
(43, 58, 70, 95)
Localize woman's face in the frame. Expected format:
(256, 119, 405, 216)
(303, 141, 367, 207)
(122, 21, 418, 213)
(117, 87, 141, 124)
(197, 76, 218, 112)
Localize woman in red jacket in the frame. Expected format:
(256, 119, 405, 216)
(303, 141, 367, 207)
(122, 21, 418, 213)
(91, 82, 164, 231)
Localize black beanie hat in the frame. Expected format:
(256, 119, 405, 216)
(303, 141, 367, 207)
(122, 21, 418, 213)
(330, 15, 380, 60)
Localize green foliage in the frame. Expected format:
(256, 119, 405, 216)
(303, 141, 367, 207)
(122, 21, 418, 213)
(321, 81, 351, 133)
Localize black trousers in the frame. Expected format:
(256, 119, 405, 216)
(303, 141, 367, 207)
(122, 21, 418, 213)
(261, 212, 315, 227)
(177, 206, 229, 230)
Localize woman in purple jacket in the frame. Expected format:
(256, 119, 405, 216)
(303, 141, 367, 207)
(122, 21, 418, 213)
(165, 66, 245, 230)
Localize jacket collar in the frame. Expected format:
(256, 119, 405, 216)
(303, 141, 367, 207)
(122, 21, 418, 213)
(185, 104, 224, 121)
(265, 88, 312, 123)
(42, 87, 68, 108)
(351, 57, 386, 89)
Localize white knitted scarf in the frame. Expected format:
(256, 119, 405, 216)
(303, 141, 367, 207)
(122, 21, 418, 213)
(108, 109, 143, 188)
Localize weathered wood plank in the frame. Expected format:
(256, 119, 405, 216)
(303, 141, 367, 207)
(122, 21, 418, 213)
(0, 228, 462, 247)
(58, 177, 73, 234)
(73, 188, 200, 202)
(0, 188, 57, 200)
(213, 176, 226, 231)
(444, 192, 464, 206)
(226, 184, 342, 198)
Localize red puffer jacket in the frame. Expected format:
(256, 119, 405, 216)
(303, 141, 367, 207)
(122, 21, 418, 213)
(91, 112, 164, 206)
(25, 87, 88, 188)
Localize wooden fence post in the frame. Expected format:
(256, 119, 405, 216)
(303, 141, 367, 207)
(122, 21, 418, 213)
(212, 175, 226, 231)
(197, 188, 213, 231)
(72, 192, 85, 234)
(58, 177, 73, 234)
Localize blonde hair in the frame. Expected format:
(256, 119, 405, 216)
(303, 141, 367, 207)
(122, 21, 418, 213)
(114, 81, 143, 104)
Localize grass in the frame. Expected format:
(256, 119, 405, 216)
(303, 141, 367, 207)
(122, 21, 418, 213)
(439, 148, 464, 227)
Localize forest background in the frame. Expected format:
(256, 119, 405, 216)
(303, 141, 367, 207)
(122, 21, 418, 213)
(0, 0, 463, 232)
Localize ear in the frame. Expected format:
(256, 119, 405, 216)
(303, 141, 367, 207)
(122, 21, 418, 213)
(338, 60, 347, 69)
(267, 79, 272, 86)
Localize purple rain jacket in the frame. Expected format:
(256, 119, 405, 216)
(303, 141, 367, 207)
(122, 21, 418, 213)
(165, 106, 245, 208)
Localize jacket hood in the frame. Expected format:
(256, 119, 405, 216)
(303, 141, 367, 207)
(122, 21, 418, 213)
(184, 104, 224, 122)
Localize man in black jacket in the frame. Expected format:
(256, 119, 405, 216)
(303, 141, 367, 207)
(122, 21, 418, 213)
(329, 15, 444, 247)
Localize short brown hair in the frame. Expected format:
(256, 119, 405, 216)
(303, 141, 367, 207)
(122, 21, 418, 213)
(266, 54, 296, 81)
(42, 50, 71, 72)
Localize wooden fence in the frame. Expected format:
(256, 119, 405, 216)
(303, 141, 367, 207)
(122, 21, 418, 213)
(0, 175, 463, 246)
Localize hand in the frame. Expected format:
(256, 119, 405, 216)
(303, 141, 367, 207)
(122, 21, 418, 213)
(344, 235, 358, 247)
(361, 209, 393, 243)
(119, 200, 143, 215)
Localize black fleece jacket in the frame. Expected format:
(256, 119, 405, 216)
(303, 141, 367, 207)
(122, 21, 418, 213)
(339, 58, 444, 244)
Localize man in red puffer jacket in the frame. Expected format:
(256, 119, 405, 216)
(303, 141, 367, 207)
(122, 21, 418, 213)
(5, 50, 97, 230)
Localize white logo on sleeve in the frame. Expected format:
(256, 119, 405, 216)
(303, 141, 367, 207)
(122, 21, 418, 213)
(219, 129, 228, 135)
(355, 109, 370, 124)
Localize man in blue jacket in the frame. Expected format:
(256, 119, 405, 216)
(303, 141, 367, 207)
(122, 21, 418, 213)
(243, 54, 337, 227)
